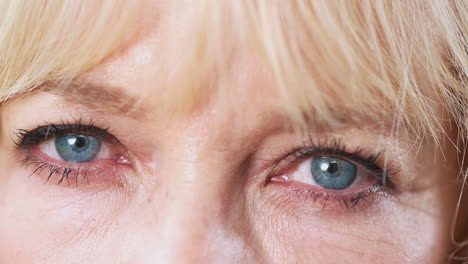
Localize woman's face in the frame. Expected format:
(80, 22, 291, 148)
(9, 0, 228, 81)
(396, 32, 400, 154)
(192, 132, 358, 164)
(0, 2, 462, 263)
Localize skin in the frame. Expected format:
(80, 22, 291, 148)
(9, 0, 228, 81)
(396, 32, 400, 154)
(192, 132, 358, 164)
(0, 1, 463, 263)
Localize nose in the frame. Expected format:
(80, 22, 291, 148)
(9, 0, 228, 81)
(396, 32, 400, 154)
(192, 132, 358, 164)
(138, 153, 253, 264)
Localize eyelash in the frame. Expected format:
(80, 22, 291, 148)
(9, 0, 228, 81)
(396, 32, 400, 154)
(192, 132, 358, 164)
(14, 120, 122, 186)
(265, 138, 397, 209)
(15, 119, 112, 147)
(15, 121, 397, 208)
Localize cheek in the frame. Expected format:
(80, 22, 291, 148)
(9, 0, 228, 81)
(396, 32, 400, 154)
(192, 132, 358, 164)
(249, 191, 449, 263)
(0, 165, 128, 263)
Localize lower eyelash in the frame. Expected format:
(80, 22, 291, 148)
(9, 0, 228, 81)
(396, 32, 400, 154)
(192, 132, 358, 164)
(21, 155, 91, 186)
(288, 184, 387, 210)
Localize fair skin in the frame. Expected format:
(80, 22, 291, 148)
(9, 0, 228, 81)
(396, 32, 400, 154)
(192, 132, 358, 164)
(0, 2, 462, 263)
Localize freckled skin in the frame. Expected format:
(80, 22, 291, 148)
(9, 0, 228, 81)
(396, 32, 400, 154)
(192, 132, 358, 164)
(0, 1, 463, 263)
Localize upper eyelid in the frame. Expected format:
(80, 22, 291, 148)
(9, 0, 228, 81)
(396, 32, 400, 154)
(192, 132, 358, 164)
(14, 124, 117, 150)
(293, 147, 383, 171)
(273, 147, 378, 170)
(296, 149, 389, 177)
(267, 144, 395, 186)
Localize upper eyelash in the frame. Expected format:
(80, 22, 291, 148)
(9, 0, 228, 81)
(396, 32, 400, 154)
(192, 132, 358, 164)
(14, 120, 112, 150)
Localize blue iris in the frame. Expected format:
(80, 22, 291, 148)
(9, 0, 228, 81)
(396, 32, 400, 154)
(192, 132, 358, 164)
(311, 156, 357, 190)
(55, 134, 101, 163)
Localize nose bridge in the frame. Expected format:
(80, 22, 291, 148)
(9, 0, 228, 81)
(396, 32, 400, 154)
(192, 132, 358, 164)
(149, 145, 246, 263)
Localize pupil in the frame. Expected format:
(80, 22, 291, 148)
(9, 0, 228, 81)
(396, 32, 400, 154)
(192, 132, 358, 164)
(325, 161, 339, 173)
(74, 136, 87, 149)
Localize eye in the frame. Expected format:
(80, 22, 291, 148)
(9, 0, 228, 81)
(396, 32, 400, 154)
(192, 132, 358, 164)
(38, 132, 113, 164)
(15, 123, 131, 186)
(55, 134, 102, 163)
(266, 142, 395, 209)
(281, 155, 378, 192)
(311, 156, 357, 190)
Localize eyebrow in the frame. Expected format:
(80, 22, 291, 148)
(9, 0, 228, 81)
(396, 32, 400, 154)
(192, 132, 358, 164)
(39, 79, 142, 116)
(38, 78, 393, 134)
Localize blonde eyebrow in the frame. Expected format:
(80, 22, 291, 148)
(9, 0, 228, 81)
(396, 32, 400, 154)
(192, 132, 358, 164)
(39, 79, 142, 116)
(37, 79, 394, 136)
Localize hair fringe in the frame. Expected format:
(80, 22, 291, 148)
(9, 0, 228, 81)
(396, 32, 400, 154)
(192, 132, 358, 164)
(0, 2, 467, 259)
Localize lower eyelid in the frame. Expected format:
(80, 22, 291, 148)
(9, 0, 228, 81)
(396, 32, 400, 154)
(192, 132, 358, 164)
(265, 181, 386, 212)
(22, 148, 132, 188)
(24, 156, 128, 188)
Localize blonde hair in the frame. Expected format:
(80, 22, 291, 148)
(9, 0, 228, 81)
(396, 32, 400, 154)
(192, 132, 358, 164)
(0, 0, 467, 257)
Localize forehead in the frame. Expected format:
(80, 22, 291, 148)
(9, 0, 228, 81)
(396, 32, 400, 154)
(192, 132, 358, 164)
(77, 2, 350, 119)
(41, 0, 443, 138)
(84, 3, 280, 97)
